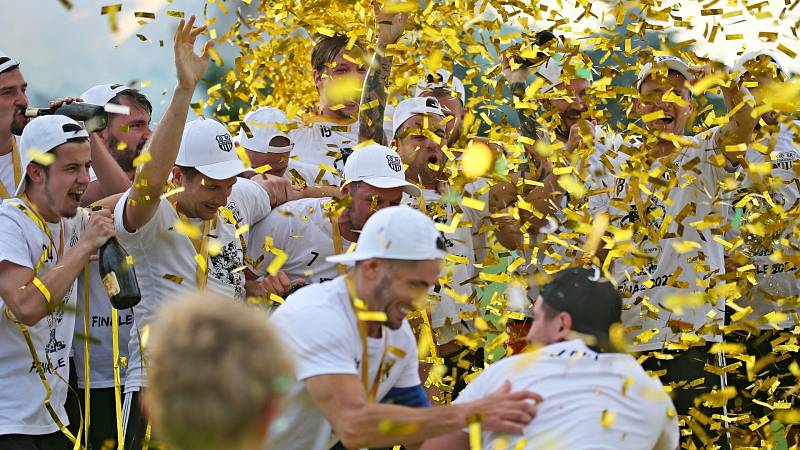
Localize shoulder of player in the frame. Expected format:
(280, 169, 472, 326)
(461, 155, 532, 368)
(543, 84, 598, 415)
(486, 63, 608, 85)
(0, 201, 30, 233)
(273, 279, 350, 321)
(271, 197, 333, 222)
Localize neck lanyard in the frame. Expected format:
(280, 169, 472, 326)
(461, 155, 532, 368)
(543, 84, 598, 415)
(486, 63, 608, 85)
(169, 195, 215, 290)
(0, 138, 22, 200)
(329, 213, 347, 276)
(344, 274, 388, 402)
(18, 194, 64, 269)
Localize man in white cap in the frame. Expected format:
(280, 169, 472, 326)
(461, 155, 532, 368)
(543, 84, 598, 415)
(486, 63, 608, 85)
(720, 49, 800, 444)
(110, 17, 293, 449)
(248, 143, 420, 295)
(414, 68, 467, 147)
(586, 54, 752, 445)
(422, 267, 679, 450)
(0, 50, 29, 202)
(60, 82, 152, 450)
(0, 115, 116, 449)
(390, 96, 493, 401)
(237, 105, 339, 187)
(78, 83, 154, 206)
(267, 205, 542, 450)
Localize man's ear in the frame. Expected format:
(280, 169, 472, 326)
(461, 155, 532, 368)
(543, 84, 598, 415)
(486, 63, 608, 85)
(312, 70, 323, 89)
(171, 166, 183, 186)
(26, 163, 46, 185)
(558, 312, 573, 338)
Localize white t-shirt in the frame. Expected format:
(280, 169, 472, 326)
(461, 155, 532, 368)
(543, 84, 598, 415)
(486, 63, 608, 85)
(588, 133, 728, 351)
(113, 178, 271, 392)
(0, 199, 87, 435)
(248, 197, 351, 283)
(456, 339, 679, 450)
(288, 112, 394, 185)
(267, 276, 420, 450)
(0, 136, 21, 198)
(727, 120, 800, 329)
(73, 261, 133, 389)
(406, 187, 480, 345)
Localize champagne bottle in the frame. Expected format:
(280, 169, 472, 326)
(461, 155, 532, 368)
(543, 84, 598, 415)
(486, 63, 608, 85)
(25, 103, 108, 132)
(98, 237, 141, 309)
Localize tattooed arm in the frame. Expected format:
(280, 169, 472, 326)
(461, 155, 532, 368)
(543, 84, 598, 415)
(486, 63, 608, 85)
(358, 6, 409, 145)
(502, 55, 538, 142)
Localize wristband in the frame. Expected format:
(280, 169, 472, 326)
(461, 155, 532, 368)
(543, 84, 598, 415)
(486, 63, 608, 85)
(31, 277, 53, 304)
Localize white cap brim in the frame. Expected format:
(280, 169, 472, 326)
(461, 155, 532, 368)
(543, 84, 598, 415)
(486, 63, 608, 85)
(637, 59, 693, 90)
(326, 248, 446, 265)
(193, 158, 247, 180)
(359, 176, 422, 197)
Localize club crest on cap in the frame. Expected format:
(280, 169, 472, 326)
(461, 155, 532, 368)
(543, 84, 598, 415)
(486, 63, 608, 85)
(386, 154, 402, 172)
(216, 134, 233, 152)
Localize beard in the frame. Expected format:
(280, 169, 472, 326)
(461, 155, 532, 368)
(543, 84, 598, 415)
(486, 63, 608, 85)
(372, 273, 403, 330)
(10, 110, 28, 135)
(106, 135, 143, 173)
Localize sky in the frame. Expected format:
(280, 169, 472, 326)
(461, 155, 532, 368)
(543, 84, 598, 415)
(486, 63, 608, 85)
(2, 0, 798, 121)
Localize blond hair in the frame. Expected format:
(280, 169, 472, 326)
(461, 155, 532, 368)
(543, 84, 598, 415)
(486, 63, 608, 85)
(145, 294, 292, 450)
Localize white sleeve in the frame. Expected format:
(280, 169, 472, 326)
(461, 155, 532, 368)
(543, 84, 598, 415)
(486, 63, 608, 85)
(271, 302, 358, 381)
(452, 363, 495, 405)
(247, 207, 296, 276)
(0, 214, 33, 269)
(234, 177, 272, 224)
(113, 189, 170, 247)
(653, 411, 679, 450)
(393, 325, 422, 388)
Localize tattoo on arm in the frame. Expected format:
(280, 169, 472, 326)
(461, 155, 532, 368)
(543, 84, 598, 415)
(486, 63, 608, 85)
(358, 53, 393, 145)
(510, 81, 538, 141)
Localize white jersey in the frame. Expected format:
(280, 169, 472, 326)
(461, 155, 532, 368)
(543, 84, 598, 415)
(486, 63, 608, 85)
(728, 120, 800, 329)
(267, 277, 420, 450)
(0, 136, 21, 199)
(248, 197, 352, 284)
(0, 199, 87, 435)
(286, 159, 340, 187)
(406, 187, 481, 345)
(456, 340, 679, 450)
(113, 178, 271, 392)
(588, 132, 729, 351)
(73, 261, 133, 389)
(288, 111, 394, 185)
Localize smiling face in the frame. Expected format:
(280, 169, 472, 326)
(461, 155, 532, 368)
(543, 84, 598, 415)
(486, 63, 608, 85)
(548, 78, 590, 132)
(26, 140, 92, 221)
(368, 258, 442, 330)
(636, 71, 693, 135)
(314, 48, 367, 121)
(173, 168, 238, 220)
(0, 67, 29, 137)
(393, 114, 447, 189)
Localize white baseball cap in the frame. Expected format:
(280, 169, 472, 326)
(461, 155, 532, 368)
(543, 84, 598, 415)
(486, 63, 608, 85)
(343, 143, 421, 197)
(414, 69, 466, 105)
(17, 116, 89, 195)
(636, 55, 694, 90)
(80, 84, 132, 106)
(237, 107, 293, 154)
(0, 50, 19, 73)
(327, 205, 446, 264)
(733, 49, 788, 82)
(392, 97, 446, 137)
(175, 118, 247, 180)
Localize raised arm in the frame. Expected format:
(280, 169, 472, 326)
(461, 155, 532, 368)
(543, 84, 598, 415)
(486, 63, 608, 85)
(357, 6, 409, 145)
(711, 67, 757, 166)
(305, 374, 540, 449)
(122, 16, 212, 232)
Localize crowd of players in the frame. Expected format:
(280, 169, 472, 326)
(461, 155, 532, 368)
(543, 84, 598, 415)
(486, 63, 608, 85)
(0, 6, 798, 450)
